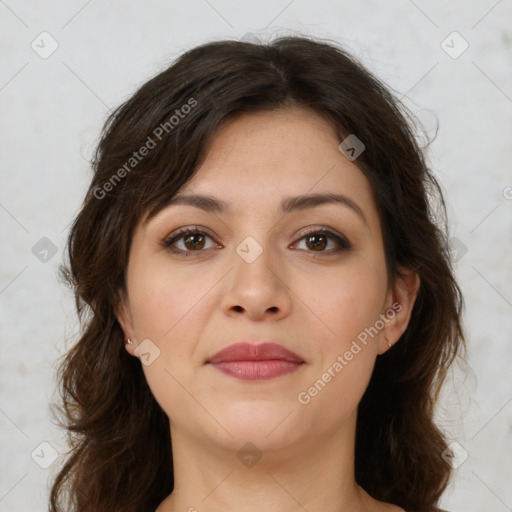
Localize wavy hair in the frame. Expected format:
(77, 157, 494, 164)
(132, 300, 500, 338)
(50, 35, 466, 512)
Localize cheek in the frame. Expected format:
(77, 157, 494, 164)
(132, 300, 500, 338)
(299, 349, 376, 433)
(127, 264, 207, 422)
(297, 258, 386, 345)
(127, 262, 218, 395)
(128, 262, 208, 340)
(297, 287, 381, 426)
(294, 257, 385, 411)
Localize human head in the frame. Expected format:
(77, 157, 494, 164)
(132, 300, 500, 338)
(51, 35, 465, 512)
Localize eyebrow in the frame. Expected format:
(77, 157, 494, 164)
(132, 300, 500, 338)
(149, 192, 368, 227)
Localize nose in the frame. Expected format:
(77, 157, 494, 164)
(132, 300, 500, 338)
(220, 238, 292, 322)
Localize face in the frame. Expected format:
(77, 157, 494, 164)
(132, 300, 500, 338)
(117, 107, 419, 454)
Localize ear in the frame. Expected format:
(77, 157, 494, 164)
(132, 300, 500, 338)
(115, 289, 137, 357)
(377, 266, 420, 355)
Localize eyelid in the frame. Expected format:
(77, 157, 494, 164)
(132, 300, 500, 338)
(294, 226, 351, 250)
(162, 225, 351, 255)
(162, 225, 216, 248)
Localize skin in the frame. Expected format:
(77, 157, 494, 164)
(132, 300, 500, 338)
(117, 106, 420, 512)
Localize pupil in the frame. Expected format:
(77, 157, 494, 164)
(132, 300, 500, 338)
(308, 235, 326, 250)
(186, 234, 204, 249)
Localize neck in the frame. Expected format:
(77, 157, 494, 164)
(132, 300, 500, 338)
(157, 413, 375, 512)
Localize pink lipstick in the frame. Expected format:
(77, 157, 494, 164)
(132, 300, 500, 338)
(206, 342, 304, 380)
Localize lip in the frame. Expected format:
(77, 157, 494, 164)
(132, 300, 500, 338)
(206, 342, 305, 381)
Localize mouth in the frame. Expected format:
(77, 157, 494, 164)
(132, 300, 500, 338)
(206, 341, 305, 381)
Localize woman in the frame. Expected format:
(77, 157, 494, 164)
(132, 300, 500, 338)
(50, 35, 465, 512)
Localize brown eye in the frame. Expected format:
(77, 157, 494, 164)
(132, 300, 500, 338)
(182, 233, 206, 250)
(294, 228, 351, 254)
(304, 233, 328, 251)
(163, 227, 217, 255)
(163, 226, 350, 257)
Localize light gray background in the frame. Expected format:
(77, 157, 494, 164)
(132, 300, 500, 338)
(1, 1, 511, 511)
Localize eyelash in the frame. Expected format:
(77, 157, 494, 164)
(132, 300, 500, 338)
(162, 225, 351, 257)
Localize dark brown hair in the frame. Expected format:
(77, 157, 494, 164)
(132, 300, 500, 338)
(50, 35, 466, 512)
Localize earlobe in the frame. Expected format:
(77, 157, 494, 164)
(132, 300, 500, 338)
(378, 267, 420, 355)
(123, 336, 137, 357)
(115, 291, 137, 356)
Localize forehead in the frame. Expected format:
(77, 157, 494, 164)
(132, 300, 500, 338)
(143, 107, 380, 231)
(182, 108, 372, 204)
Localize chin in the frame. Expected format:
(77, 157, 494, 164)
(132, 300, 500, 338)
(216, 402, 303, 447)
